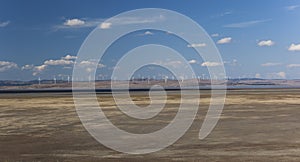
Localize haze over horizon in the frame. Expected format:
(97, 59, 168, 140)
(1, 0, 300, 80)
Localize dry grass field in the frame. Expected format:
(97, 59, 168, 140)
(1, 89, 300, 161)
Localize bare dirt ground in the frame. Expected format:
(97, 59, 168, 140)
(1, 89, 300, 161)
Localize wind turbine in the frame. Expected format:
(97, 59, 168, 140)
(202, 74, 205, 80)
(213, 74, 217, 80)
(53, 76, 57, 84)
(192, 74, 195, 79)
(88, 75, 91, 83)
(164, 76, 168, 84)
(38, 77, 41, 85)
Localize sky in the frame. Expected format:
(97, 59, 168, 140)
(1, 0, 300, 80)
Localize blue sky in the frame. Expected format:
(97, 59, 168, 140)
(1, 0, 300, 80)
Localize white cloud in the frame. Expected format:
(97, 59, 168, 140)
(255, 73, 261, 78)
(276, 72, 286, 78)
(163, 60, 183, 68)
(267, 72, 286, 79)
(97, 63, 106, 68)
(211, 33, 219, 37)
(29, 56, 104, 76)
(44, 59, 74, 66)
(224, 59, 239, 66)
(32, 64, 48, 76)
(79, 60, 105, 68)
(288, 43, 300, 51)
(287, 64, 300, 68)
(165, 31, 175, 35)
(21, 64, 34, 70)
(0, 21, 10, 27)
(258, 40, 275, 46)
(43, 55, 77, 66)
(261, 62, 282, 67)
(78, 60, 105, 73)
(232, 59, 238, 66)
(62, 54, 77, 60)
(0, 61, 18, 72)
(55, 18, 100, 29)
(79, 60, 93, 66)
(211, 11, 233, 18)
(201, 61, 223, 67)
(30, 55, 77, 75)
(111, 15, 165, 25)
(223, 19, 270, 28)
(188, 60, 197, 64)
(99, 15, 165, 29)
(138, 31, 154, 36)
(56, 15, 165, 30)
(144, 31, 153, 35)
(85, 67, 93, 73)
(34, 64, 47, 72)
(100, 22, 112, 29)
(32, 72, 38, 76)
(217, 37, 232, 44)
(220, 11, 233, 17)
(285, 5, 300, 11)
(187, 43, 206, 48)
(19, 55, 78, 76)
(63, 18, 85, 26)
(63, 66, 72, 69)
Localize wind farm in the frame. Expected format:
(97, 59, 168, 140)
(1, 0, 300, 161)
(1, 77, 300, 91)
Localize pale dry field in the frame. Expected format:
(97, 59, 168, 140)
(1, 89, 300, 161)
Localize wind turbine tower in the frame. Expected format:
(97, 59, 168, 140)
(38, 77, 41, 85)
(53, 76, 57, 84)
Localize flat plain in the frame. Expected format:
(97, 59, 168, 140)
(1, 89, 300, 161)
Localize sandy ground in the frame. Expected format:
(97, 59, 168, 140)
(1, 89, 300, 161)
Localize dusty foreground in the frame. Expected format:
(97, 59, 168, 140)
(1, 89, 300, 161)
